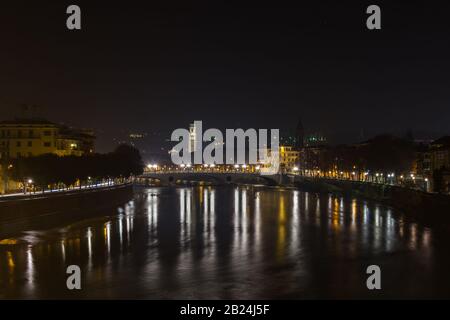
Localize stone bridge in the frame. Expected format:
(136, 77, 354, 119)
(136, 171, 288, 186)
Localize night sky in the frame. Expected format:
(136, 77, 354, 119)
(1, 1, 449, 153)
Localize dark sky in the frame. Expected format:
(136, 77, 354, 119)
(1, 1, 449, 152)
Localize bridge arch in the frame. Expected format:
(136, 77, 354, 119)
(139, 172, 280, 186)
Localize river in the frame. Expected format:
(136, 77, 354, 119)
(0, 185, 449, 299)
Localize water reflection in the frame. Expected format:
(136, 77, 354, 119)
(0, 186, 447, 299)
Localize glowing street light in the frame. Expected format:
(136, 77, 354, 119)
(147, 164, 158, 170)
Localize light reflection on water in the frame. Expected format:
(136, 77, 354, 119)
(0, 186, 448, 299)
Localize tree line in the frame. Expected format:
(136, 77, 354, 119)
(9, 144, 143, 190)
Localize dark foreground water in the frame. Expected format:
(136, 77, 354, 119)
(0, 185, 449, 299)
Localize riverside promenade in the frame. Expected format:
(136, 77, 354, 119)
(0, 182, 134, 227)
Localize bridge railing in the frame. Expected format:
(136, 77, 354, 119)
(0, 180, 132, 201)
(142, 169, 261, 175)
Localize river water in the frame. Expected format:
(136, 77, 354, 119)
(0, 185, 449, 299)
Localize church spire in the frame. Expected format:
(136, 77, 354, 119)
(295, 117, 304, 149)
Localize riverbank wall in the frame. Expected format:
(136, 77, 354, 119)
(293, 177, 450, 224)
(0, 183, 134, 224)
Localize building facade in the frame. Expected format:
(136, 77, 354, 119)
(430, 137, 450, 170)
(429, 136, 450, 193)
(0, 119, 95, 160)
(279, 145, 300, 172)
